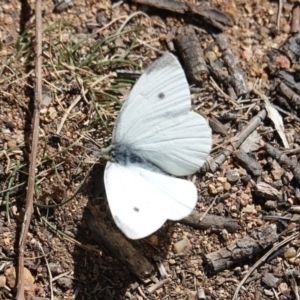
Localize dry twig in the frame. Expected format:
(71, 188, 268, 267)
(201, 109, 267, 173)
(15, 1, 42, 299)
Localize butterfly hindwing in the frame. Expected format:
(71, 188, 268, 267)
(104, 162, 197, 239)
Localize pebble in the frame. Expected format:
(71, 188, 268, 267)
(0, 275, 6, 288)
(5, 266, 34, 292)
(57, 277, 73, 290)
(242, 205, 256, 214)
(278, 282, 289, 293)
(173, 238, 192, 254)
(217, 177, 227, 183)
(208, 184, 218, 195)
(284, 247, 296, 258)
(148, 235, 159, 246)
(7, 139, 17, 149)
(226, 170, 240, 183)
(223, 182, 231, 191)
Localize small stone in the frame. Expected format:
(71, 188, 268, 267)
(265, 200, 277, 209)
(0, 275, 6, 288)
(148, 235, 159, 246)
(294, 258, 300, 265)
(264, 289, 273, 296)
(221, 229, 229, 241)
(271, 168, 285, 180)
(284, 247, 296, 258)
(57, 277, 72, 290)
(217, 186, 224, 193)
(41, 94, 53, 106)
(48, 262, 62, 275)
(173, 238, 192, 254)
(242, 205, 256, 214)
(217, 177, 227, 183)
(168, 259, 176, 265)
(231, 187, 238, 192)
(48, 107, 58, 120)
(241, 175, 251, 184)
(208, 184, 218, 195)
(278, 282, 289, 293)
(223, 182, 231, 191)
(7, 140, 17, 149)
(5, 266, 35, 292)
(226, 170, 240, 183)
(231, 205, 237, 212)
(205, 51, 217, 62)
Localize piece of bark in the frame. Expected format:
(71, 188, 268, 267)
(280, 32, 300, 62)
(175, 26, 209, 85)
(201, 109, 267, 173)
(153, 256, 168, 278)
(182, 211, 241, 233)
(277, 71, 300, 93)
(220, 111, 239, 121)
(85, 204, 154, 281)
(277, 81, 300, 109)
(214, 33, 248, 96)
(275, 94, 293, 112)
(131, 0, 229, 30)
(291, 4, 300, 33)
(262, 273, 281, 288)
(234, 149, 262, 176)
(254, 182, 282, 201)
(208, 60, 236, 88)
(205, 224, 278, 272)
(265, 143, 300, 184)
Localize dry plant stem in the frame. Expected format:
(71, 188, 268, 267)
(232, 232, 299, 300)
(15, 1, 42, 299)
(201, 109, 267, 173)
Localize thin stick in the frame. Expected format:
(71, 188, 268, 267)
(15, 1, 42, 299)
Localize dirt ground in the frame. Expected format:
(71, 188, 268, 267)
(1, 0, 300, 299)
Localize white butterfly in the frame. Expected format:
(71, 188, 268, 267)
(101, 53, 211, 239)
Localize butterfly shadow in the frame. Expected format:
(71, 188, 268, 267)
(71, 163, 178, 299)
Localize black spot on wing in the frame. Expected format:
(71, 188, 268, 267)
(134, 207, 139, 212)
(158, 92, 165, 99)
